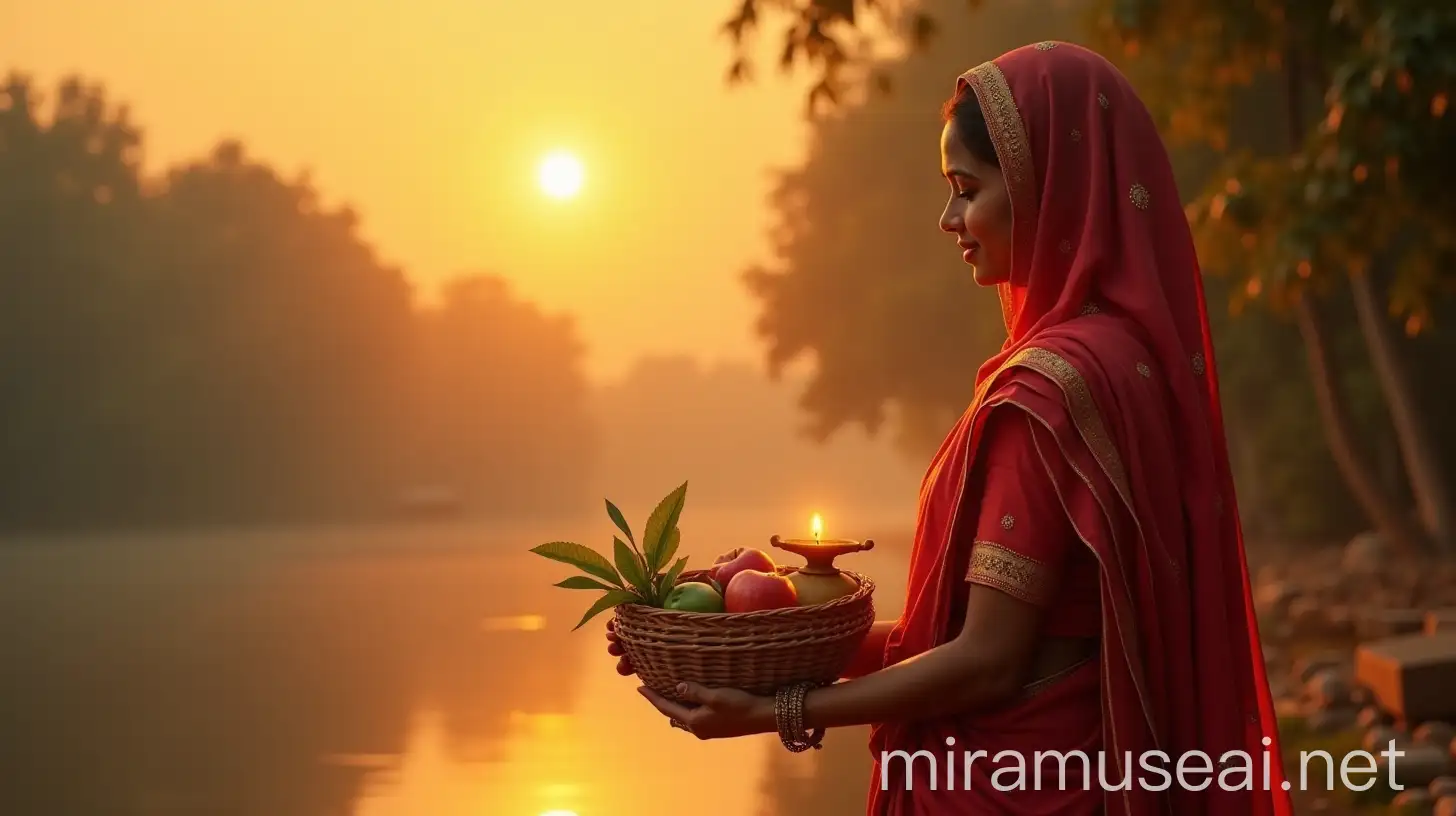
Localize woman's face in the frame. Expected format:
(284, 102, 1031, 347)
(938, 120, 1013, 287)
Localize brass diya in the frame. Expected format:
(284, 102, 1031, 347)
(770, 532, 875, 606)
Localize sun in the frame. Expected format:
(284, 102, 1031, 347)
(538, 151, 584, 200)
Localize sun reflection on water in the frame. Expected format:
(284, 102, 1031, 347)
(350, 622, 771, 816)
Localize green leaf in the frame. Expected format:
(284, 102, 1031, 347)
(655, 556, 690, 605)
(555, 575, 615, 591)
(614, 536, 650, 595)
(657, 527, 681, 573)
(642, 481, 688, 574)
(573, 589, 639, 631)
(605, 499, 635, 544)
(529, 541, 621, 587)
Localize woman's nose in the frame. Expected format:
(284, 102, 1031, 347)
(939, 206, 960, 234)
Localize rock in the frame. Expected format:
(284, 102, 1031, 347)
(1358, 635, 1456, 725)
(1416, 722, 1456, 749)
(1431, 777, 1456, 800)
(1391, 788, 1435, 814)
(1345, 531, 1387, 573)
(1353, 683, 1379, 708)
(1308, 706, 1360, 734)
(1275, 695, 1306, 719)
(1256, 579, 1298, 618)
(1267, 620, 1296, 643)
(1366, 725, 1410, 754)
(1361, 705, 1397, 730)
(1385, 744, 1453, 790)
(1364, 609, 1431, 639)
(1297, 651, 1349, 684)
(1325, 604, 1358, 637)
(1291, 597, 1331, 636)
(1306, 668, 1354, 710)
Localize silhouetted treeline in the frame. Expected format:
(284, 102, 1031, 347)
(0, 74, 595, 530)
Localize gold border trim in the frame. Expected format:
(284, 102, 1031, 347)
(967, 540, 1051, 606)
(961, 60, 1038, 335)
(1012, 348, 1135, 513)
(945, 345, 1158, 816)
(960, 62, 1038, 224)
(1020, 654, 1093, 699)
(1020, 405, 1158, 744)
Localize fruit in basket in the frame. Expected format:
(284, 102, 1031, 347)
(723, 569, 798, 612)
(709, 547, 776, 589)
(530, 482, 693, 630)
(663, 581, 724, 613)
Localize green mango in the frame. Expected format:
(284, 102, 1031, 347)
(663, 581, 724, 613)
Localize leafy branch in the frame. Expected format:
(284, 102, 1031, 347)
(529, 481, 691, 630)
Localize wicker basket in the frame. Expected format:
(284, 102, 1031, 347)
(613, 566, 875, 699)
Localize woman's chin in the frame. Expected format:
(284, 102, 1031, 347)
(970, 265, 1004, 287)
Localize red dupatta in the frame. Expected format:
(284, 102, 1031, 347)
(865, 42, 1293, 815)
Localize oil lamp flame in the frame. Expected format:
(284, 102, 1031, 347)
(810, 513, 824, 542)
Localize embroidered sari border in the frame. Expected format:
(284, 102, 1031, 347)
(962, 60, 1038, 335)
(1011, 347, 1136, 517)
(967, 540, 1051, 606)
(961, 62, 1038, 230)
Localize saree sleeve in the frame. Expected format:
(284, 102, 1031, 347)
(963, 404, 1078, 608)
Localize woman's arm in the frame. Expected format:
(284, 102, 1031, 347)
(796, 408, 1074, 730)
(838, 619, 899, 680)
(800, 582, 1042, 729)
(635, 407, 1074, 739)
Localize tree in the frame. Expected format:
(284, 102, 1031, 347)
(0, 72, 600, 529)
(407, 275, 597, 516)
(138, 139, 419, 521)
(725, 0, 1456, 552)
(743, 0, 1081, 450)
(0, 72, 151, 524)
(1111, 0, 1456, 553)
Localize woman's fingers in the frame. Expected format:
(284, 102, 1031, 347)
(607, 618, 633, 674)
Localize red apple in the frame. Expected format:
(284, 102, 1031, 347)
(709, 547, 776, 589)
(724, 569, 798, 613)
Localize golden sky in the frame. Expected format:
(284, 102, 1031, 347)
(4, 0, 819, 381)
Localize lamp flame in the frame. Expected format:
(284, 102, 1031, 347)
(810, 513, 823, 541)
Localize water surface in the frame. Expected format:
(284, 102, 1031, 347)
(0, 517, 909, 816)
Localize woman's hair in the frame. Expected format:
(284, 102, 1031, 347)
(940, 83, 1000, 168)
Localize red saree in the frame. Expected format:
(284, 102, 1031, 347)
(864, 42, 1293, 815)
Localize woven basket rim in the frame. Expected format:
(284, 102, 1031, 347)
(616, 569, 874, 620)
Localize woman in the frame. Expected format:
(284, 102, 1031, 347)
(609, 41, 1293, 815)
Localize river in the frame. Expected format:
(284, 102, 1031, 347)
(0, 515, 910, 816)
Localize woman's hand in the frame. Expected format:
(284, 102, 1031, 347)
(636, 682, 777, 740)
(605, 619, 634, 676)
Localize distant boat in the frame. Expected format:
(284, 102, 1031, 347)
(393, 485, 463, 518)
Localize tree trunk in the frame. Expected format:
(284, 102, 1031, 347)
(1293, 295, 1425, 556)
(1280, 39, 1424, 554)
(1348, 265, 1456, 552)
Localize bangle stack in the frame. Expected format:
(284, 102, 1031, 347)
(774, 681, 826, 752)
